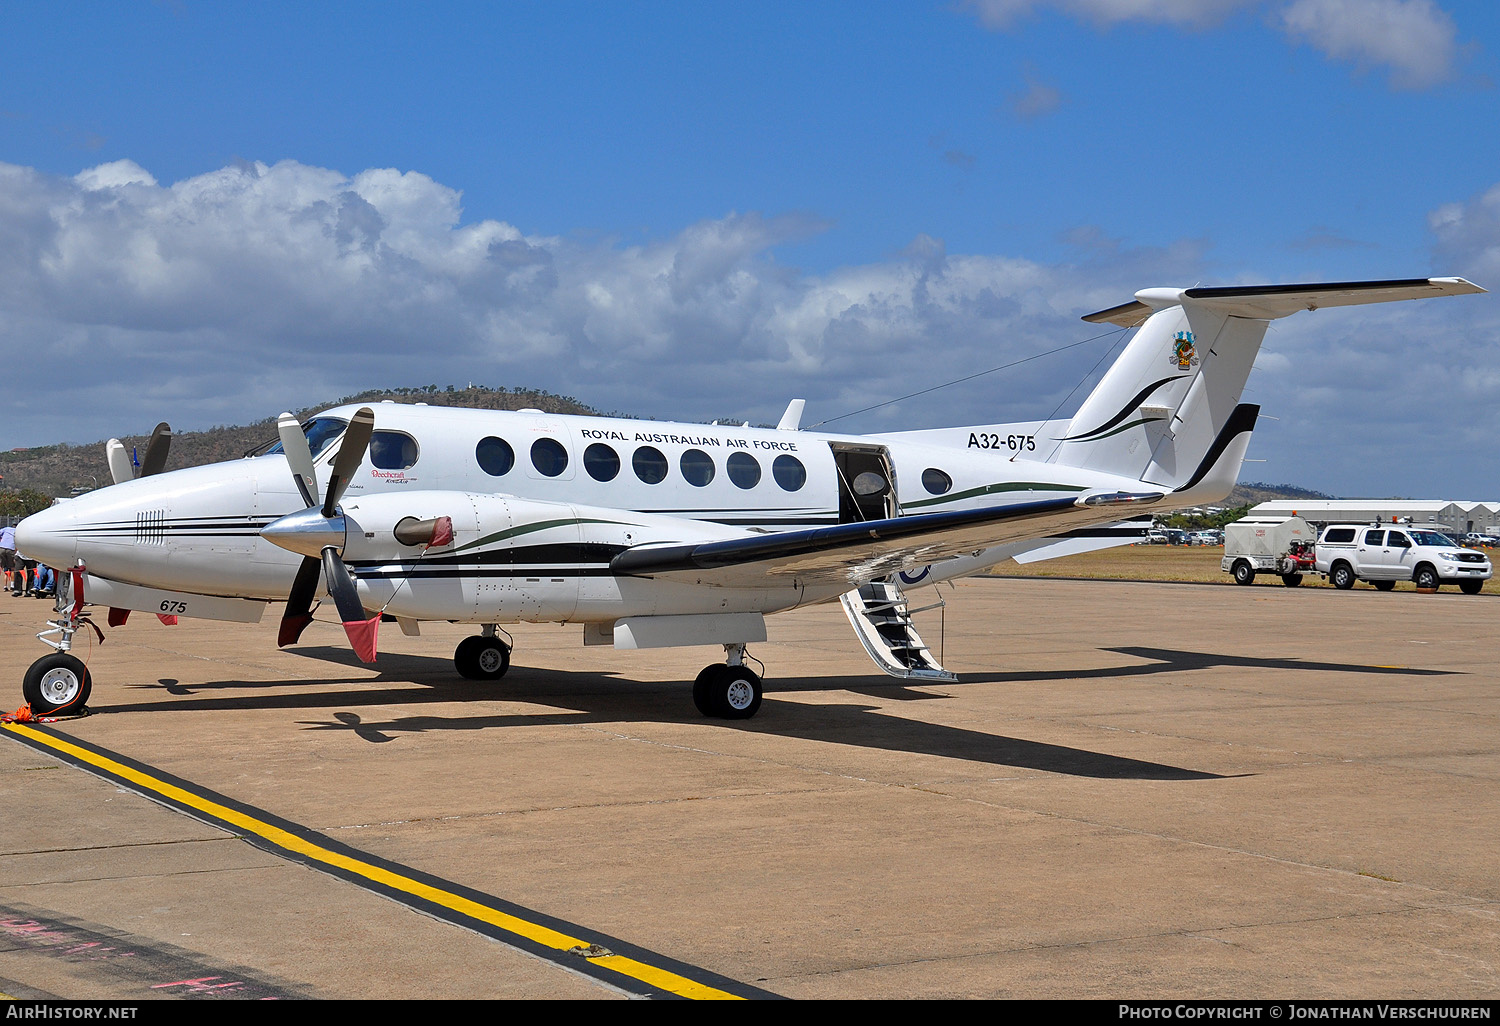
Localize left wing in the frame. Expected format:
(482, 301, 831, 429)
(610, 490, 1162, 588)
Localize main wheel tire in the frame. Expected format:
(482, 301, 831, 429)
(454, 636, 511, 680)
(1459, 579, 1483, 595)
(1281, 573, 1302, 587)
(1331, 563, 1356, 590)
(1373, 580, 1396, 591)
(692, 665, 722, 717)
(1413, 565, 1440, 591)
(1232, 561, 1255, 586)
(23, 653, 91, 714)
(692, 663, 763, 720)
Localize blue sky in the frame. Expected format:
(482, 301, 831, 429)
(3, 1, 1499, 497)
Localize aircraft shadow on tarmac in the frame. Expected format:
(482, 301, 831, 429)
(98, 640, 1446, 781)
(957, 645, 1458, 685)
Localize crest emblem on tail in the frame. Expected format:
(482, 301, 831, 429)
(1172, 331, 1197, 369)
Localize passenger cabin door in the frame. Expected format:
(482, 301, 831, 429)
(828, 443, 897, 523)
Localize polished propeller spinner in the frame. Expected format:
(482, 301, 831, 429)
(260, 407, 381, 661)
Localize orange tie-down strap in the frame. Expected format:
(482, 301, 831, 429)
(1, 704, 88, 724)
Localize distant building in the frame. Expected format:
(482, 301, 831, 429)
(1249, 500, 1500, 536)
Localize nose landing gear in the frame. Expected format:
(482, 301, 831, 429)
(23, 653, 92, 715)
(21, 573, 95, 715)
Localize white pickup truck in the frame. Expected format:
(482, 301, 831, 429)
(1315, 523, 1492, 593)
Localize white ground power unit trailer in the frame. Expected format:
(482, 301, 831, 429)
(1222, 515, 1317, 587)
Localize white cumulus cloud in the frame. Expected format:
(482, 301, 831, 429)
(0, 158, 1189, 448)
(1280, 0, 1460, 89)
(965, 0, 1470, 92)
(0, 157, 1493, 498)
(963, 0, 1252, 30)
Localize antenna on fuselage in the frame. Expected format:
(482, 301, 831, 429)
(776, 399, 805, 431)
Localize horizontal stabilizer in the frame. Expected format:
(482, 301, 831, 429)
(1083, 277, 1484, 326)
(1011, 519, 1152, 564)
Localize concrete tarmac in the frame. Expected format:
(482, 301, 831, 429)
(1, 575, 1497, 999)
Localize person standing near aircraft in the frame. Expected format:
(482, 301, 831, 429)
(0, 523, 14, 593)
(31, 562, 55, 598)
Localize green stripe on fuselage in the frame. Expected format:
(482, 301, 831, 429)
(451, 518, 632, 554)
(901, 481, 1086, 511)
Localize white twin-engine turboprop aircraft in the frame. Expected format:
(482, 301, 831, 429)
(14, 278, 1484, 719)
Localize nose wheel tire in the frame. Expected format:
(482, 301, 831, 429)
(23, 653, 92, 715)
(455, 636, 511, 680)
(692, 663, 763, 720)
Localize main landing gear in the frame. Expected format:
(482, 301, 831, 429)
(454, 626, 511, 680)
(692, 643, 763, 720)
(448, 629, 767, 719)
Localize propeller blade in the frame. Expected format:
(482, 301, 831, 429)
(138, 423, 172, 478)
(277, 556, 321, 648)
(267, 408, 374, 660)
(105, 440, 132, 486)
(277, 413, 318, 509)
(321, 546, 379, 663)
(320, 547, 367, 624)
(323, 406, 374, 517)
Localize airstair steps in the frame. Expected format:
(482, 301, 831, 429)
(839, 580, 956, 681)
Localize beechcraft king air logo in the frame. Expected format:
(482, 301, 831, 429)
(1172, 331, 1198, 370)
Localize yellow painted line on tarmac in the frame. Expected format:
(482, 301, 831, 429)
(3, 722, 756, 1001)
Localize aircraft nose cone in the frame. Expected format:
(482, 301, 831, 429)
(14, 503, 78, 569)
(260, 508, 347, 559)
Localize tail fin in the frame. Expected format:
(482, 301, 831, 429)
(1051, 277, 1484, 496)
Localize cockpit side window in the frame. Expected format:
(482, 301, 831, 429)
(303, 418, 349, 459)
(369, 430, 419, 470)
(262, 417, 348, 460)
